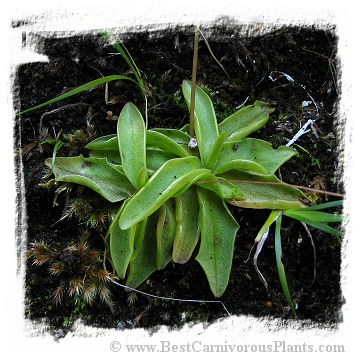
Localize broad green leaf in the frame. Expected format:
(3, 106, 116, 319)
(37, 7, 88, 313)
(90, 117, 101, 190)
(89, 149, 121, 165)
(118, 102, 147, 189)
(125, 214, 159, 288)
(194, 172, 245, 200)
(214, 138, 298, 175)
(19, 75, 137, 115)
(218, 101, 275, 142)
(172, 186, 200, 264)
(214, 159, 268, 175)
(89, 148, 177, 173)
(196, 187, 240, 297)
(204, 131, 227, 170)
(47, 155, 134, 202)
(222, 171, 304, 209)
(156, 200, 177, 269)
(85, 134, 118, 151)
(151, 128, 197, 156)
(119, 156, 210, 230)
(146, 150, 177, 173)
(147, 130, 190, 157)
(108, 204, 137, 278)
(275, 214, 298, 319)
(182, 80, 219, 166)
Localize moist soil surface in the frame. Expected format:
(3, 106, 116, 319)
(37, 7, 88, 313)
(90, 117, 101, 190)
(15, 22, 343, 338)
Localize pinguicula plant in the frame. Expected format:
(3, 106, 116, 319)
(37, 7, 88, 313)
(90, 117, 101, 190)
(20, 31, 343, 318)
(41, 81, 343, 310)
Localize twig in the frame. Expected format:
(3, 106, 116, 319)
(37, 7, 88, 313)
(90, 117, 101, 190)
(110, 278, 232, 317)
(196, 179, 345, 198)
(199, 29, 229, 78)
(39, 103, 91, 136)
(301, 222, 317, 286)
(189, 26, 199, 137)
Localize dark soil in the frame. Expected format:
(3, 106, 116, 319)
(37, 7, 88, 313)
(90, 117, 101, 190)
(15, 22, 343, 338)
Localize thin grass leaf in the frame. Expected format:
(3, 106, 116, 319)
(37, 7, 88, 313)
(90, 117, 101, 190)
(40, 139, 66, 173)
(282, 211, 343, 236)
(19, 75, 137, 115)
(293, 200, 343, 211)
(275, 214, 298, 319)
(252, 210, 281, 290)
(282, 210, 342, 223)
(99, 31, 145, 97)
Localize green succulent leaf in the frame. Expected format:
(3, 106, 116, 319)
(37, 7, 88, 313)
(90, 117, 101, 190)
(46, 155, 134, 202)
(215, 138, 298, 175)
(147, 130, 190, 157)
(152, 128, 192, 146)
(125, 215, 159, 289)
(215, 159, 269, 175)
(194, 172, 245, 200)
(119, 156, 210, 230)
(196, 187, 240, 297)
(218, 101, 275, 142)
(85, 134, 118, 151)
(182, 80, 219, 166)
(146, 150, 177, 173)
(118, 102, 148, 189)
(156, 200, 177, 269)
(172, 186, 200, 264)
(223, 171, 304, 209)
(205, 131, 227, 170)
(89, 150, 121, 165)
(149, 128, 197, 156)
(108, 204, 137, 278)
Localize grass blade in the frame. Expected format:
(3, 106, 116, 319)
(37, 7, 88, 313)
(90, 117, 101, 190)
(275, 214, 298, 319)
(99, 31, 145, 97)
(19, 75, 137, 115)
